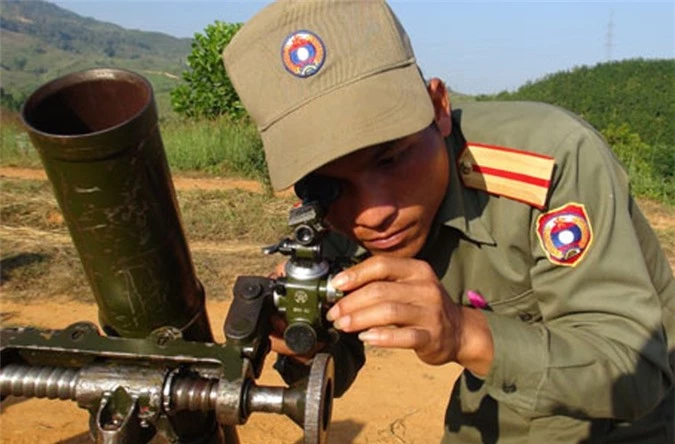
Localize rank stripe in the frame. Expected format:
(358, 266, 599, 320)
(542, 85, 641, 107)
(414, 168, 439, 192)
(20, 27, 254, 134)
(459, 142, 555, 209)
(462, 170, 551, 209)
(471, 164, 551, 188)
(463, 143, 554, 180)
(468, 142, 554, 160)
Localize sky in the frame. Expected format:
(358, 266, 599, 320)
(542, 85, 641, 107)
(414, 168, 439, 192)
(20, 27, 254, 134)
(51, 0, 675, 95)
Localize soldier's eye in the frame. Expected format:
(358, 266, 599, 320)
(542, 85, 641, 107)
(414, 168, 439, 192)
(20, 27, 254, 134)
(376, 146, 408, 168)
(377, 154, 398, 166)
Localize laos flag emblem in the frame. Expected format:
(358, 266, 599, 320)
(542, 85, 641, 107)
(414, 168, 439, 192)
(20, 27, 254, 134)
(536, 203, 593, 267)
(281, 30, 326, 78)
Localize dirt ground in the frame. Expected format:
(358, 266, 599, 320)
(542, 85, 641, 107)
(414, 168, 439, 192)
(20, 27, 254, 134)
(0, 167, 461, 444)
(1, 167, 673, 444)
(0, 298, 461, 444)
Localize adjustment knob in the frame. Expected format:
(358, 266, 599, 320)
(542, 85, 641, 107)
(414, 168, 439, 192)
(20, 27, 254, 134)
(284, 323, 317, 355)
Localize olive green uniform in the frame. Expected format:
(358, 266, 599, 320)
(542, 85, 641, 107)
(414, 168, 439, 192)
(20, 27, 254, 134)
(422, 101, 674, 443)
(280, 99, 674, 442)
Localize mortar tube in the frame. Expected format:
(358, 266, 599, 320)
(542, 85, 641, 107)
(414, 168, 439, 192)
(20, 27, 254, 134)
(20, 68, 233, 443)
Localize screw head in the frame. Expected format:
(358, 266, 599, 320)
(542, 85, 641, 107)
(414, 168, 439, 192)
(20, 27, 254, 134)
(242, 283, 262, 300)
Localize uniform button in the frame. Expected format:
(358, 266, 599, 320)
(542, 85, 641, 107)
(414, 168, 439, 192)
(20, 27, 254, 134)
(518, 312, 532, 322)
(460, 161, 473, 175)
(503, 383, 517, 394)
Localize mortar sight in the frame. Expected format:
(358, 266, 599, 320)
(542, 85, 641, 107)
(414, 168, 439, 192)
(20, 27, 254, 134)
(262, 175, 347, 355)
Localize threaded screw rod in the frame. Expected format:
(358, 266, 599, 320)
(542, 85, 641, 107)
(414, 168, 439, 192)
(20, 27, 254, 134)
(169, 374, 219, 412)
(0, 364, 79, 401)
(0, 363, 220, 411)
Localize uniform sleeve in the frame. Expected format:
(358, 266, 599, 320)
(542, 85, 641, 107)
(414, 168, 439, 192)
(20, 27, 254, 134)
(481, 125, 673, 420)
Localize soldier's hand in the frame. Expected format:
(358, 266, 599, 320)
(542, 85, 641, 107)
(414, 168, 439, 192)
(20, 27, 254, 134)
(325, 256, 494, 373)
(268, 260, 287, 280)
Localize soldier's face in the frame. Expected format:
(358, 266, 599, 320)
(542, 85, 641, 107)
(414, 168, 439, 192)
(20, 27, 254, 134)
(312, 78, 451, 258)
(315, 121, 450, 258)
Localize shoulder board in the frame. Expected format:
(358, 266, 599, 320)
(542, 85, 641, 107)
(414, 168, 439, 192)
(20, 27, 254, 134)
(458, 142, 555, 209)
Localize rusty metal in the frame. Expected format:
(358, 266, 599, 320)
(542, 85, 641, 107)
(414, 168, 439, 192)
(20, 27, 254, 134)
(303, 354, 334, 444)
(0, 323, 335, 444)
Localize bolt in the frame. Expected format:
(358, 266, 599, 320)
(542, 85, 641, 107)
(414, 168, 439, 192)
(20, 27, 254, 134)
(460, 161, 473, 176)
(70, 328, 85, 341)
(156, 334, 171, 347)
(242, 283, 261, 300)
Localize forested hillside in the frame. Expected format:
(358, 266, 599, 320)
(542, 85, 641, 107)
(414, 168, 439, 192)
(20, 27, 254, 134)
(477, 59, 674, 202)
(477, 59, 674, 147)
(0, 0, 191, 111)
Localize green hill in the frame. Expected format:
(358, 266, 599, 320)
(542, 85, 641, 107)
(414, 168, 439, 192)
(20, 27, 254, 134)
(0, 0, 192, 115)
(476, 59, 674, 147)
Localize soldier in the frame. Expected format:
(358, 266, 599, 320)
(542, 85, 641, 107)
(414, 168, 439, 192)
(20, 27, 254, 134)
(222, 0, 674, 442)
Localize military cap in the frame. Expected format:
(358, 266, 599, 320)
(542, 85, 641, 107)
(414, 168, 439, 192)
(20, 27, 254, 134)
(222, 0, 434, 191)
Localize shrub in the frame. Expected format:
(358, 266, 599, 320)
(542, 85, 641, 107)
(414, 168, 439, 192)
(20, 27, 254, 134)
(170, 21, 244, 120)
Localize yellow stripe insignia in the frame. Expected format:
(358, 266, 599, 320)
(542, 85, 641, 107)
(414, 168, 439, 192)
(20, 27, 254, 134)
(458, 142, 555, 209)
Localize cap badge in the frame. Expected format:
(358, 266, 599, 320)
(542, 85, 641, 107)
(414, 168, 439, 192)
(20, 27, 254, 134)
(281, 30, 326, 78)
(536, 203, 593, 267)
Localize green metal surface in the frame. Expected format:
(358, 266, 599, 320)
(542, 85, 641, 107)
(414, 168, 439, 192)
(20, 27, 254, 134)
(20, 69, 212, 341)
(279, 278, 324, 328)
(1, 322, 244, 382)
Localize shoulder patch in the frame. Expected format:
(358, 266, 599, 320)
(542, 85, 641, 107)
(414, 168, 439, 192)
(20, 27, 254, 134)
(458, 142, 555, 209)
(536, 203, 593, 267)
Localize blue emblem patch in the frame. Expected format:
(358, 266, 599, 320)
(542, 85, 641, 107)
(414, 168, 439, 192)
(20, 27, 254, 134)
(281, 30, 326, 78)
(536, 203, 593, 267)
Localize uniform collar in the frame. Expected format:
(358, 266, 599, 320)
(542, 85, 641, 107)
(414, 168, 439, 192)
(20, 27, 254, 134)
(433, 112, 496, 246)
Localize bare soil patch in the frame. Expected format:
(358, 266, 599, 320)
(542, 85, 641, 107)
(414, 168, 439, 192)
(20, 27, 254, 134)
(0, 299, 460, 444)
(0, 167, 267, 194)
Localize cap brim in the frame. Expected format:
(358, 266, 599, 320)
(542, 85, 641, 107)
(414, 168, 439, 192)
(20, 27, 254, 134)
(262, 64, 434, 191)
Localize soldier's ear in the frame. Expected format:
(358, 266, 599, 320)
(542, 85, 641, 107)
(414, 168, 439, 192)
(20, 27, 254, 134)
(427, 78, 451, 137)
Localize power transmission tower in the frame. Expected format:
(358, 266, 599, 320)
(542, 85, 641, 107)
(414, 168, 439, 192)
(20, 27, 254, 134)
(605, 10, 614, 61)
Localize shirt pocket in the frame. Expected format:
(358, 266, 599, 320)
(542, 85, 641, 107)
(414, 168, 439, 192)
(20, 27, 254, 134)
(488, 289, 542, 324)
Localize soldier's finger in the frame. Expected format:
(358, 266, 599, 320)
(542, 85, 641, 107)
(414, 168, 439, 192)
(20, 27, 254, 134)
(331, 255, 432, 291)
(332, 301, 425, 333)
(270, 334, 294, 355)
(357, 327, 430, 349)
(268, 260, 288, 278)
(270, 313, 288, 333)
(327, 281, 411, 322)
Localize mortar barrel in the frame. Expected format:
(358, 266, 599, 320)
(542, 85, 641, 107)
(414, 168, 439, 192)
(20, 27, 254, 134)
(20, 68, 213, 342)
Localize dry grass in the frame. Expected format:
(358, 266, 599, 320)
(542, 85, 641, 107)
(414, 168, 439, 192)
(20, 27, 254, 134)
(1, 176, 673, 305)
(0, 177, 293, 302)
(638, 199, 675, 269)
(179, 187, 295, 245)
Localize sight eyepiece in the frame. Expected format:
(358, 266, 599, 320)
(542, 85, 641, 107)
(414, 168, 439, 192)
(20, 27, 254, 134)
(294, 174, 341, 208)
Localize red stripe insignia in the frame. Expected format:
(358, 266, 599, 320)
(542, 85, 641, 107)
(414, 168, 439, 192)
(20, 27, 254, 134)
(536, 203, 593, 267)
(458, 143, 555, 209)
